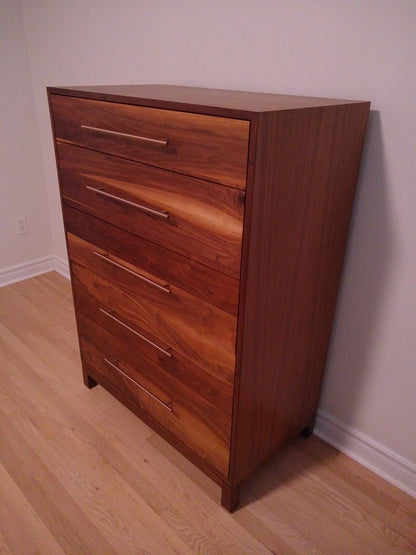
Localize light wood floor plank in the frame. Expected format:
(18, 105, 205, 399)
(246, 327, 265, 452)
(288, 440, 416, 544)
(148, 434, 323, 554)
(241, 444, 414, 554)
(0, 409, 117, 555)
(0, 272, 415, 554)
(0, 530, 12, 555)
(0, 461, 64, 555)
(0, 337, 192, 553)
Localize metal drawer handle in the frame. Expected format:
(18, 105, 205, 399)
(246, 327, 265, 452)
(92, 251, 171, 294)
(99, 308, 172, 358)
(104, 358, 173, 412)
(86, 185, 170, 219)
(81, 124, 169, 147)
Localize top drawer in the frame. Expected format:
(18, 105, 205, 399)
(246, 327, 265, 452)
(49, 94, 250, 190)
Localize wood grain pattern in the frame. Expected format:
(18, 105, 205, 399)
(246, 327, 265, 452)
(70, 260, 236, 384)
(67, 232, 238, 358)
(1, 273, 415, 554)
(48, 83, 367, 117)
(230, 103, 371, 488)
(64, 205, 239, 316)
(0, 461, 65, 555)
(76, 302, 233, 416)
(50, 93, 250, 189)
(57, 142, 245, 277)
(80, 338, 232, 475)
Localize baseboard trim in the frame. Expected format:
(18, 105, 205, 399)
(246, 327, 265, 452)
(53, 256, 70, 279)
(0, 256, 70, 287)
(315, 409, 416, 498)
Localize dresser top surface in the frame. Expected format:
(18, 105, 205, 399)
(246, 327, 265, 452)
(47, 84, 369, 116)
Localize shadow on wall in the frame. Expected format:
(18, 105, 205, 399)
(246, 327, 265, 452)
(319, 110, 395, 429)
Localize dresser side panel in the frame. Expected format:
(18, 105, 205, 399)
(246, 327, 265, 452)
(230, 102, 370, 484)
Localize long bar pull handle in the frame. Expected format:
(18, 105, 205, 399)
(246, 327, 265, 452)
(81, 124, 168, 147)
(92, 251, 171, 295)
(99, 308, 172, 358)
(86, 185, 170, 219)
(104, 358, 173, 412)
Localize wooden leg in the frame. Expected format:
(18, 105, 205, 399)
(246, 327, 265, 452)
(221, 482, 240, 512)
(83, 373, 97, 389)
(300, 415, 315, 438)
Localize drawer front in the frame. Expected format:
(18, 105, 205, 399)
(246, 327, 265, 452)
(64, 206, 239, 317)
(80, 338, 231, 475)
(77, 303, 233, 417)
(58, 142, 245, 278)
(70, 256, 236, 384)
(50, 94, 249, 189)
(67, 232, 237, 359)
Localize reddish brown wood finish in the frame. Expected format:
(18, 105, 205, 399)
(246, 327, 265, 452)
(76, 298, 233, 416)
(230, 103, 371, 489)
(80, 338, 231, 475)
(220, 481, 240, 513)
(70, 261, 235, 384)
(83, 361, 227, 488)
(48, 84, 366, 116)
(49, 93, 250, 189)
(63, 205, 239, 317)
(67, 233, 237, 354)
(48, 84, 370, 512)
(57, 142, 245, 278)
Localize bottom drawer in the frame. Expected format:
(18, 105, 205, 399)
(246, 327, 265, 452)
(79, 337, 231, 476)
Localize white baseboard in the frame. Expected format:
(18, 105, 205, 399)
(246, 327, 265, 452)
(53, 256, 70, 279)
(0, 255, 70, 287)
(315, 409, 416, 498)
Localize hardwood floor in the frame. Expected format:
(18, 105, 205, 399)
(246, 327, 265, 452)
(0, 271, 415, 554)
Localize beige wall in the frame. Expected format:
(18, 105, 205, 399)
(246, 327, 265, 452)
(3, 0, 415, 493)
(0, 0, 52, 270)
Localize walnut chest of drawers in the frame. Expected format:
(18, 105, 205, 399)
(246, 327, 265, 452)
(48, 84, 370, 510)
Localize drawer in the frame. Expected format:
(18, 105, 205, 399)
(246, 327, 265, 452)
(77, 303, 233, 416)
(50, 94, 249, 189)
(67, 232, 237, 359)
(80, 338, 231, 475)
(58, 142, 245, 278)
(70, 255, 236, 384)
(64, 206, 239, 317)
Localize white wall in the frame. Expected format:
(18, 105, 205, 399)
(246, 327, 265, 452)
(8, 0, 416, 493)
(0, 0, 52, 275)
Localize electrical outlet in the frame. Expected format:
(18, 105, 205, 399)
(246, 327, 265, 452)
(16, 216, 29, 235)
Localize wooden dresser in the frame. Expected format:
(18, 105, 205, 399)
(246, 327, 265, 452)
(48, 84, 370, 510)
